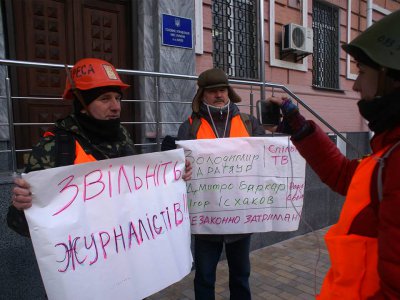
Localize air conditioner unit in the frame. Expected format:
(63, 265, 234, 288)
(282, 23, 313, 55)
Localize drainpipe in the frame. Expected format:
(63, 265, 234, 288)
(366, 0, 373, 27)
(258, 0, 265, 102)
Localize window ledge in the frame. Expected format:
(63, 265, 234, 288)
(312, 85, 345, 93)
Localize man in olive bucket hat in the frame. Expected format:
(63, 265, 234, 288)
(268, 9, 400, 299)
(177, 68, 265, 300)
(191, 68, 241, 113)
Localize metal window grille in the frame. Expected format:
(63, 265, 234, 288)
(312, 1, 340, 89)
(212, 0, 258, 79)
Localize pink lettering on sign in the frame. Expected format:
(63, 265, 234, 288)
(286, 181, 305, 203)
(265, 144, 298, 166)
(54, 197, 188, 272)
(243, 213, 300, 224)
(52, 160, 182, 216)
(55, 235, 87, 272)
(193, 215, 241, 225)
(84, 170, 105, 201)
(54, 176, 79, 216)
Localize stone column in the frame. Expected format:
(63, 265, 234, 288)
(0, 1, 10, 171)
(137, 0, 196, 148)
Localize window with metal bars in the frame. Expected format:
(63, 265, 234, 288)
(212, 0, 258, 79)
(312, 1, 340, 89)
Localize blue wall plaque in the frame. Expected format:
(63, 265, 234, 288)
(162, 14, 193, 49)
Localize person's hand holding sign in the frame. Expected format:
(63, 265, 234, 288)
(12, 177, 33, 210)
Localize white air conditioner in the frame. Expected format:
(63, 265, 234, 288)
(282, 23, 313, 55)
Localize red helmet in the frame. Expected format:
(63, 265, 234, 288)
(62, 58, 129, 99)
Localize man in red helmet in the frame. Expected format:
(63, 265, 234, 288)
(8, 58, 192, 236)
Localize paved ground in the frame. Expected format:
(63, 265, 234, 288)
(148, 227, 330, 300)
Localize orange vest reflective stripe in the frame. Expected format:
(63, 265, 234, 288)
(74, 141, 96, 164)
(317, 146, 390, 300)
(189, 115, 250, 139)
(43, 131, 96, 165)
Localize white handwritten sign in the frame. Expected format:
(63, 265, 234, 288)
(176, 137, 306, 234)
(23, 149, 192, 300)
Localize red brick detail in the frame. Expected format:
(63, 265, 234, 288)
(202, 29, 213, 53)
(274, 5, 301, 25)
(203, 4, 212, 29)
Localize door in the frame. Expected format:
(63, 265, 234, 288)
(6, 0, 134, 167)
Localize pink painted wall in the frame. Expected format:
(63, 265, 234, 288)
(195, 0, 400, 133)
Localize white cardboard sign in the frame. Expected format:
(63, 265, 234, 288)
(23, 149, 192, 300)
(176, 137, 306, 234)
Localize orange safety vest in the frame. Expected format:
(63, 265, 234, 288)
(73, 141, 97, 164)
(317, 146, 390, 299)
(43, 131, 96, 164)
(189, 115, 250, 138)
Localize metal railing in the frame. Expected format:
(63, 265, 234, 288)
(0, 58, 361, 173)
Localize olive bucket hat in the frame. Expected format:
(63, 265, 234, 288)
(192, 68, 241, 113)
(342, 9, 400, 72)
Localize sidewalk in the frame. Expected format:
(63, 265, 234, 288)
(148, 227, 330, 300)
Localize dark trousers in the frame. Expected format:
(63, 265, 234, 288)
(193, 235, 251, 300)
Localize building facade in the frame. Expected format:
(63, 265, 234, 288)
(0, 0, 399, 298)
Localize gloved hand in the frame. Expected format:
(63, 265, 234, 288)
(268, 97, 311, 139)
(161, 135, 177, 151)
(280, 97, 299, 116)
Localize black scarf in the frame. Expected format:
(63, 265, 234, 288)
(75, 112, 121, 143)
(358, 91, 400, 134)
